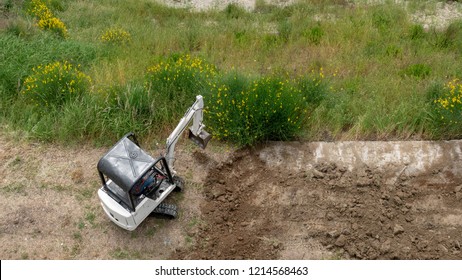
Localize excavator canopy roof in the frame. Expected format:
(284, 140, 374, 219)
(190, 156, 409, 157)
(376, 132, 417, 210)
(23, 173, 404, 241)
(97, 134, 155, 192)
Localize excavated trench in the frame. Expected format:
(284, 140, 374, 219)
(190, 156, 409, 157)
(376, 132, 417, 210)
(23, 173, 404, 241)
(174, 140, 462, 260)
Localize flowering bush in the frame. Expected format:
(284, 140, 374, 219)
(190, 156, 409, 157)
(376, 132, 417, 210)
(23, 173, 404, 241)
(28, 0, 53, 19)
(37, 17, 68, 38)
(206, 74, 306, 146)
(146, 54, 217, 112)
(21, 61, 91, 107)
(147, 54, 216, 86)
(100, 28, 131, 44)
(27, 0, 68, 38)
(144, 54, 329, 145)
(432, 79, 462, 125)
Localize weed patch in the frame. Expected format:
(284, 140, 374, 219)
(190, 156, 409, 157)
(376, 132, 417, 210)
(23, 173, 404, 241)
(223, 3, 248, 19)
(401, 64, 432, 79)
(84, 210, 96, 226)
(111, 248, 141, 260)
(73, 231, 82, 242)
(409, 24, 426, 40)
(8, 156, 22, 167)
(27, 0, 68, 38)
(21, 61, 91, 107)
(100, 27, 131, 45)
(77, 220, 85, 230)
(429, 79, 462, 135)
(1, 182, 27, 195)
(303, 23, 324, 45)
(76, 187, 94, 201)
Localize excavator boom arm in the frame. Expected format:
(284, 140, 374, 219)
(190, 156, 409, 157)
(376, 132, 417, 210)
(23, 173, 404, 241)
(165, 95, 211, 174)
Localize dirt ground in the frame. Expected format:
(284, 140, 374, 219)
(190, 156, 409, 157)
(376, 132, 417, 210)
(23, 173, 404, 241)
(1, 131, 462, 260)
(0, 131, 232, 260)
(174, 141, 462, 260)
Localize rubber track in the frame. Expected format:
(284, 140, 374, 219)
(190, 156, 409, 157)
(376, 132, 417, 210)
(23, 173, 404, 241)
(152, 203, 178, 219)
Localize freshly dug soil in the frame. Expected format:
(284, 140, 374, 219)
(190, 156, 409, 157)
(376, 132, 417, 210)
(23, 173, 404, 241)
(174, 143, 462, 260)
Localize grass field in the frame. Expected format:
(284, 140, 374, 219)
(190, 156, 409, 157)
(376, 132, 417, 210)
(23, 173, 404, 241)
(1, 0, 462, 146)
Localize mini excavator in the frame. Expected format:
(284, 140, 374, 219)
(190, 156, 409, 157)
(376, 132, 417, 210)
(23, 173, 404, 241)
(97, 95, 211, 230)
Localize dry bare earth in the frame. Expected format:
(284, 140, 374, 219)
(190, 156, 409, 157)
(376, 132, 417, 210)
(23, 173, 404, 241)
(0, 134, 231, 259)
(2, 133, 462, 260)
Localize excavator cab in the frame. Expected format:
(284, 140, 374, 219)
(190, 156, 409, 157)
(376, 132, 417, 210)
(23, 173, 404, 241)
(97, 133, 177, 230)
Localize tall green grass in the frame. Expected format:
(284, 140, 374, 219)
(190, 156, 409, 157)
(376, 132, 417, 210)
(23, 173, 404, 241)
(2, 0, 462, 146)
(0, 34, 96, 93)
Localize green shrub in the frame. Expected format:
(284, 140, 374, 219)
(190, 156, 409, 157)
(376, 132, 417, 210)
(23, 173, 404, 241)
(21, 61, 92, 107)
(206, 73, 306, 146)
(100, 27, 131, 44)
(27, 0, 68, 38)
(430, 79, 462, 126)
(145, 54, 217, 121)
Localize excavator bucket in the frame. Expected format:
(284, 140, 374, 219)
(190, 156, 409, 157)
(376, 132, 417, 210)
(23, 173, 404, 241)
(188, 128, 212, 149)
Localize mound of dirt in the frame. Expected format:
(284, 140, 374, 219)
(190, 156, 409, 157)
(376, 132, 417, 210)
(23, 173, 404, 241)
(174, 143, 462, 260)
